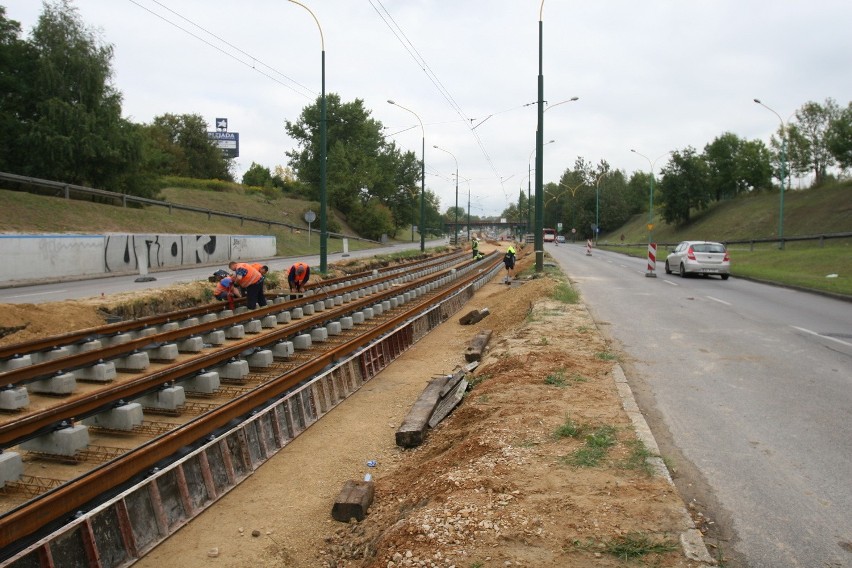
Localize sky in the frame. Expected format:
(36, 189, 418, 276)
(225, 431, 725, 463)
(4, 0, 852, 217)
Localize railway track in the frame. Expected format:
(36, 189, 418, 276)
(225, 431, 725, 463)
(0, 250, 503, 565)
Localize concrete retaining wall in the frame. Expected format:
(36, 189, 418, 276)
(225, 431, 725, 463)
(0, 233, 276, 285)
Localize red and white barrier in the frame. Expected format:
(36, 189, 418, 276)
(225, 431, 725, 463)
(646, 242, 657, 277)
(586, 239, 593, 256)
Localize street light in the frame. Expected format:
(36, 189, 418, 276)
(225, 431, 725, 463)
(753, 98, 788, 249)
(388, 100, 425, 252)
(433, 145, 459, 245)
(534, 0, 545, 271)
(529, 140, 554, 234)
(545, 96, 579, 113)
(631, 149, 671, 277)
(288, 0, 327, 273)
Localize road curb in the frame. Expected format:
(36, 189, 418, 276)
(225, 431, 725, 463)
(612, 364, 717, 566)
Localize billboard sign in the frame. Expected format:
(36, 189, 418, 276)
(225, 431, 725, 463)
(207, 131, 239, 158)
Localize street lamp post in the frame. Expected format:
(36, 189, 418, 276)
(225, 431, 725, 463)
(534, 0, 546, 272)
(289, 0, 327, 272)
(388, 100, 425, 252)
(754, 98, 787, 250)
(631, 149, 671, 277)
(433, 145, 459, 244)
(528, 140, 554, 236)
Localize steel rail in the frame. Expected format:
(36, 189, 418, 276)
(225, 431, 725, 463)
(0, 251, 467, 361)
(0, 252, 496, 448)
(0, 252, 503, 551)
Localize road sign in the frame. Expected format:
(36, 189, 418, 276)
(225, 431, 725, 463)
(647, 223, 654, 231)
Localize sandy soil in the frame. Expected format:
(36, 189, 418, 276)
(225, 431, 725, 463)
(1, 244, 713, 567)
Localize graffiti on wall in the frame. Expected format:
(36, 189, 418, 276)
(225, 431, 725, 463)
(104, 234, 228, 273)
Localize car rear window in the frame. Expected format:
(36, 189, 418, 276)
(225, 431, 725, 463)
(693, 243, 726, 253)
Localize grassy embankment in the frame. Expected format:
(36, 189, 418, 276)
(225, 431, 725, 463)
(0, 183, 423, 258)
(597, 181, 852, 297)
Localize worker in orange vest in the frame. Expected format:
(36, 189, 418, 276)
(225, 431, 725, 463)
(287, 262, 311, 294)
(250, 263, 269, 276)
(211, 269, 240, 308)
(228, 261, 266, 309)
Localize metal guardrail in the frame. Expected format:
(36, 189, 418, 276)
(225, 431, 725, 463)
(0, 171, 380, 245)
(600, 232, 852, 251)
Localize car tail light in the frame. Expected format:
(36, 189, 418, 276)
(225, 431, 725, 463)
(687, 246, 696, 260)
(723, 250, 730, 262)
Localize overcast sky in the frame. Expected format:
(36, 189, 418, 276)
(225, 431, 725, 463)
(5, 0, 851, 216)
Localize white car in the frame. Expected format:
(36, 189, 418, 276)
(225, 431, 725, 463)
(556, 235, 566, 243)
(665, 241, 730, 280)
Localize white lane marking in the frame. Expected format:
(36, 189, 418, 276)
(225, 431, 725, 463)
(706, 296, 731, 306)
(7, 290, 68, 299)
(791, 326, 852, 348)
(663, 280, 678, 286)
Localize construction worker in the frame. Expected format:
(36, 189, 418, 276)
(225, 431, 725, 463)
(287, 262, 311, 294)
(211, 269, 240, 307)
(471, 237, 479, 259)
(503, 245, 516, 282)
(251, 263, 269, 277)
(228, 261, 266, 309)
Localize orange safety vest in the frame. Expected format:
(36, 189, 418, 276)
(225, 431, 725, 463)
(289, 262, 309, 285)
(232, 263, 263, 287)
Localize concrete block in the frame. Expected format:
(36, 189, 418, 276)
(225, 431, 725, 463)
(353, 311, 367, 324)
(404, 292, 412, 302)
(200, 313, 219, 324)
(225, 325, 246, 339)
(158, 322, 180, 333)
(76, 362, 117, 383)
(324, 299, 335, 309)
(179, 317, 200, 328)
(389, 298, 399, 309)
(234, 307, 249, 315)
(0, 452, 23, 488)
(217, 360, 249, 380)
(21, 424, 89, 456)
(82, 403, 143, 430)
(243, 320, 263, 334)
(340, 317, 354, 330)
(28, 373, 77, 395)
(310, 328, 328, 343)
(139, 386, 185, 410)
(178, 336, 205, 353)
(0, 387, 29, 411)
(276, 310, 292, 324)
(326, 322, 342, 336)
(247, 349, 273, 368)
(334, 296, 344, 306)
(0, 355, 32, 372)
(218, 310, 234, 319)
(108, 333, 134, 348)
(113, 351, 150, 372)
(203, 330, 226, 346)
(75, 340, 102, 354)
(343, 293, 352, 303)
(135, 327, 157, 339)
(291, 307, 304, 320)
(293, 334, 312, 350)
(303, 304, 315, 316)
(313, 301, 326, 313)
(272, 341, 295, 359)
(261, 315, 278, 328)
(372, 304, 384, 316)
(182, 372, 220, 394)
(150, 344, 179, 361)
(272, 296, 286, 305)
(41, 346, 73, 363)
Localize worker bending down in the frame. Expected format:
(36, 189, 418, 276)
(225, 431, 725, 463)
(288, 262, 311, 294)
(228, 261, 266, 309)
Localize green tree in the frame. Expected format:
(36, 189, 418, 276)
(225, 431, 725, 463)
(11, 0, 145, 191)
(242, 162, 273, 187)
(0, 8, 35, 172)
(348, 199, 395, 241)
(735, 139, 773, 193)
(826, 101, 852, 170)
(704, 132, 743, 201)
(659, 147, 711, 225)
(141, 113, 232, 180)
(784, 98, 840, 186)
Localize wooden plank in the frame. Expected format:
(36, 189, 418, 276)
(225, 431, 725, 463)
(464, 329, 493, 362)
(458, 307, 490, 325)
(429, 379, 468, 428)
(395, 376, 448, 448)
(331, 479, 375, 522)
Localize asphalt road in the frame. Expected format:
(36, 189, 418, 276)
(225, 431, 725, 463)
(548, 242, 852, 568)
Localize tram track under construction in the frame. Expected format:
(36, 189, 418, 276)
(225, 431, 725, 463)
(0, 249, 503, 566)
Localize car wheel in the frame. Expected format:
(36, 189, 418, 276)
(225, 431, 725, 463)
(721, 274, 730, 280)
(679, 263, 687, 278)
(665, 261, 672, 275)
